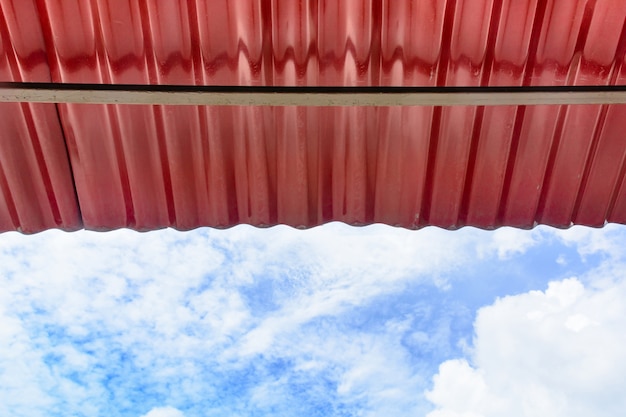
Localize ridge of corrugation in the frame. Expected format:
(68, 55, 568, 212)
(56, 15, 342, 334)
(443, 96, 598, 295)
(1, 0, 626, 233)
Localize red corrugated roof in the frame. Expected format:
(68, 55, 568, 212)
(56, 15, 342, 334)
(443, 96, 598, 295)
(1, 0, 626, 233)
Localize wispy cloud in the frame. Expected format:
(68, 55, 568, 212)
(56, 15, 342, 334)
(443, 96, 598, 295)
(0, 224, 623, 416)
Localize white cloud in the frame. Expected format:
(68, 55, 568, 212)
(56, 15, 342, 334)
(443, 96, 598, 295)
(0, 306, 57, 417)
(549, 224, 625, 259)
(3, 223, 624, 417)
(477, 227, 541, 259)
(141, 406, 186, 417)
(0, 224, 490, 417)
(426, 276, 626, 417)
(425, 359, 503, 417)
(222, 224, 491, 359)
(0, 229, 232, 416)
(258, 323, 430, 417)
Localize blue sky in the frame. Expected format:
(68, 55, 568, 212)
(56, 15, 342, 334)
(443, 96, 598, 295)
(1, 223, 625, 417)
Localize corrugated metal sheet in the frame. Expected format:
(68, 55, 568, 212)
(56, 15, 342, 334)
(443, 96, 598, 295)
(2, 0, 626, 233)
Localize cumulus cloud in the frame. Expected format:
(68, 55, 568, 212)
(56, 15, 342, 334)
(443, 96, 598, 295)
(426, 275, 626, 417)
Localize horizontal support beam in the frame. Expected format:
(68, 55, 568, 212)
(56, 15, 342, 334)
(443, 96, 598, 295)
(3, 82, 626, 106)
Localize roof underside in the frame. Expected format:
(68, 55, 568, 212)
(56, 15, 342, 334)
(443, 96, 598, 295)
(2, 0, 626, 233)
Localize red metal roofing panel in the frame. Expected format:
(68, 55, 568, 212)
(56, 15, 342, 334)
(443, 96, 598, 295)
(0, 0, 80, 233)
(2, 0, 626, 233)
